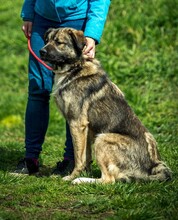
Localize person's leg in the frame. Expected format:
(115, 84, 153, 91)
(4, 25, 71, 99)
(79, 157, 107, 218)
(25, 14, 54, 161)
(63, 123, 74, 160)
(24, 94, 50, 174)
(13, 14, 54, 174)
(25, 94, 50, 159)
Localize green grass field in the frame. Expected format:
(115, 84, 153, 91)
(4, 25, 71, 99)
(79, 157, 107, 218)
(0, 0, 178, 219)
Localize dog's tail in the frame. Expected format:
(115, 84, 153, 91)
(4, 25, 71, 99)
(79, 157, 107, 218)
(144, 132, 172, 181)
(148, 162, 172, 181)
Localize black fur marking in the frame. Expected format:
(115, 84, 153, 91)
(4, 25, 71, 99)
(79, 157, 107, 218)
(69, 31, 85, 57)
(86, 74, 108, 97)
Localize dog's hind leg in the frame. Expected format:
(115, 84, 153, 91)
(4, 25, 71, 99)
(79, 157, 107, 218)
(94, 133, 135, 183)
(149, 162, 172, 181)
(94, 133, 153, 183)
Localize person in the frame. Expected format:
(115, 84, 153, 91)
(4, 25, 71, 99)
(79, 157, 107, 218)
(13, 0, 110, 175)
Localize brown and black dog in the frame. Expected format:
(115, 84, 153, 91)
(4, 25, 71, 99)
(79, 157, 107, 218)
(40, 28, 172, 184)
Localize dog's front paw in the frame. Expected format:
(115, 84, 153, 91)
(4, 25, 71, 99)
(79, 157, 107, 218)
(72, 177, 97, 184)
(62, 175, 73, 181)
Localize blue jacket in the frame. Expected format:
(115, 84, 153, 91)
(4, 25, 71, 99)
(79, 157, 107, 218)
(21, 0, 110, 43)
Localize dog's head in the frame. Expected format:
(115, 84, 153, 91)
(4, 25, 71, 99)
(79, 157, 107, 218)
(40, 28, 86, 69)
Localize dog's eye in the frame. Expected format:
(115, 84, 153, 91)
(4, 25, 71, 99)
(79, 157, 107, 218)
(56, 41, 61, 45)
(55, 40, 65, 46)
(44, 38, 49, 44)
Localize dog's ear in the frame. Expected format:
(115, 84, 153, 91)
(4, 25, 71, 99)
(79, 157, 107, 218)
(44, 28, 55, 43)
(68, 29, 86, 53)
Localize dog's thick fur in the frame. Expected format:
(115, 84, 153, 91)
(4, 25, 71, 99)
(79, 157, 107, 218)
(40, 28, 172, 184)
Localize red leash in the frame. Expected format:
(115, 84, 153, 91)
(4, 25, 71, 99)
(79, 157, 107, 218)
(27, 37, 53, 71)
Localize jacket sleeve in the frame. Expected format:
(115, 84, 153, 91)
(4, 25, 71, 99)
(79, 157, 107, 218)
(21, 0, 36, 21)
(84, 0, 111, 44)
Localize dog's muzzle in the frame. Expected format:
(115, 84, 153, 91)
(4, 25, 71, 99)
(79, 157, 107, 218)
(39, 48, 47, 57)
(39, 47, 58, 64)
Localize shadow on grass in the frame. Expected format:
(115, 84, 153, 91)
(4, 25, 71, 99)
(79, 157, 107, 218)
(0, 143, 101, 178)
(0, 146, 67, 177)
(0, 147, 24, 172)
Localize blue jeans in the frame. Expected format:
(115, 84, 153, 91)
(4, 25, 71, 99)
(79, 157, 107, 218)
(25, 13, 86, 159)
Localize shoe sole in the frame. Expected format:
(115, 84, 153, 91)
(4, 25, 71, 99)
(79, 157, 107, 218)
(9, 172, 40, 177)
(9, 172, 29, 176)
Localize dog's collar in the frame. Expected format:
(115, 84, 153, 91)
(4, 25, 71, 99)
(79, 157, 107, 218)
(53, 60, 83, 75)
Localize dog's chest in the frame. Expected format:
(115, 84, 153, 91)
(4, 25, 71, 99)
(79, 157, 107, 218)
(53, 75, 81, 117)
(53, 75, 66, 111)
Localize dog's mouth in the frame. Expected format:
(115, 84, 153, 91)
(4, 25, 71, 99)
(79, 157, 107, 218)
(40, 48, 63, 62)
(39, 49, 67, 70)
(41, 55, 65, 65)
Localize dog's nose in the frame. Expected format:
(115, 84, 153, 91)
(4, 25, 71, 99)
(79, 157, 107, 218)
(39, 48, 47, 57)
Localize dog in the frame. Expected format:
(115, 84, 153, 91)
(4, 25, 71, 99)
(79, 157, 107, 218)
(40, 27, 172, 184)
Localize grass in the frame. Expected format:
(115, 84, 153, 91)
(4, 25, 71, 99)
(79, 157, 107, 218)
(0, 0, 178, 219)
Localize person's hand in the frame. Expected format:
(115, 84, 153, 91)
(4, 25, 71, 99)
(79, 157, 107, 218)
(83, 37, 96, 58)
(22, 21, 33, 38)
